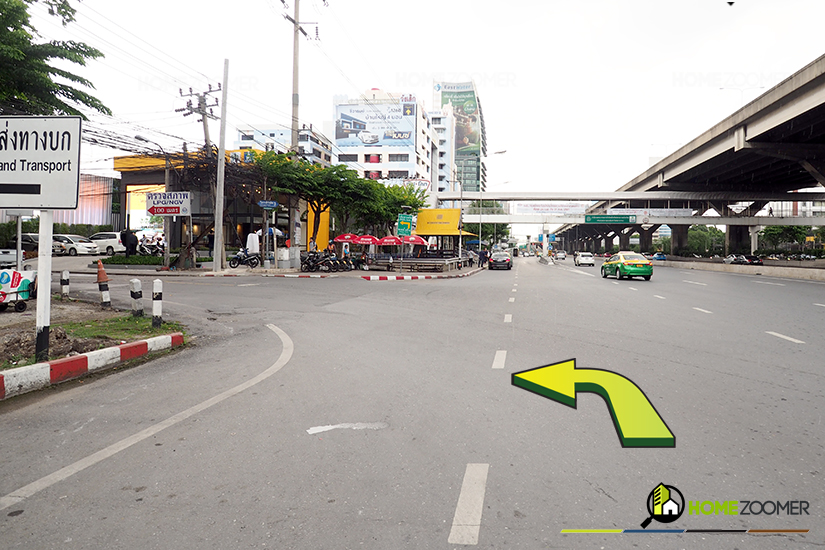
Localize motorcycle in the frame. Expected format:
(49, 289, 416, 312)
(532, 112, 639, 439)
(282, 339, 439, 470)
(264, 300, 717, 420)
(301, 251, 324, 272)
(229, 248, 261, 269)
(137, 241, 163, 256)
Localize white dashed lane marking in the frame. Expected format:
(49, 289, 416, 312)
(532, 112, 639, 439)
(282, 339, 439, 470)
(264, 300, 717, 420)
(492, 350, 507, 370)
(448, 464, 490, 545)
(693, 307, 713, 314)
(766, 331, 805, 344)
(504, 314, 512, 323)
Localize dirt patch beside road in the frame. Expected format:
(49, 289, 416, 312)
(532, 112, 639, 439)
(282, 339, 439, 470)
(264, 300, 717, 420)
(0, 298, 125, 366)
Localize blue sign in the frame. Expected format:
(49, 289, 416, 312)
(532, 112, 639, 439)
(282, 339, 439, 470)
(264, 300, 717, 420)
(548, 234, 556, 242)
(258, 200, 279, 210)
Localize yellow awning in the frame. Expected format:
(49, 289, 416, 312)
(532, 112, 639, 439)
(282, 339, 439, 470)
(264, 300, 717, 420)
(414, 208, 473, 236)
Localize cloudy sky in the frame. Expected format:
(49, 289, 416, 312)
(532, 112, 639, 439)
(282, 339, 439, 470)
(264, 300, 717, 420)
(29, 0, 825, 205)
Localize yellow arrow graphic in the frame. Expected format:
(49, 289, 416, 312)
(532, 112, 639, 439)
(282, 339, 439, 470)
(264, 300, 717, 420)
(512, 359, 675, 448)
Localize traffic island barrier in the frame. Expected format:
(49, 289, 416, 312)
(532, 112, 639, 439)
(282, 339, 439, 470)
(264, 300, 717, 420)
(0, 333, 185, 401)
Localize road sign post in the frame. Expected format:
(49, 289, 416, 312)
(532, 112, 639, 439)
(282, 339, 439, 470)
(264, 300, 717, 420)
(146, 192, 191, 216)
(397, 214, 413, 236)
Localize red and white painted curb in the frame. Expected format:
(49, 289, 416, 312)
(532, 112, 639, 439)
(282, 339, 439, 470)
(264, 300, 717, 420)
(0, 333, 184, 401)
(361, 270, 478, 281)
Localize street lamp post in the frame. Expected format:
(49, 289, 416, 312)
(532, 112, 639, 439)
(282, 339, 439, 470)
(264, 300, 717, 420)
(135, 135, 171, 268)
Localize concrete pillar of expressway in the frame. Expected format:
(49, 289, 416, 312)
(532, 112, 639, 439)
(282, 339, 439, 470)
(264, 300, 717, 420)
(670, 225, 688, 254)
(749, 227, 760, 254)
(603, 235, 614, 254)
(638, 228, 653, 252)
(618, 229, 631, 250)
(725, 225, 750, 254)
(590, 239, 598, 253)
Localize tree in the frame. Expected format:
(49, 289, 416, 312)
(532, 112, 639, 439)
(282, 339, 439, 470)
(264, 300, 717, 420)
(687, 225, 724, 256)
(0, 0, 110, 118)
(759, 225, 810, 249)
(468, 200, 510, 247)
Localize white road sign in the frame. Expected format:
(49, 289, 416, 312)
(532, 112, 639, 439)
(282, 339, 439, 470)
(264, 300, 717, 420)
(146, 191, 191, 216)
(0, 116, 82, 209)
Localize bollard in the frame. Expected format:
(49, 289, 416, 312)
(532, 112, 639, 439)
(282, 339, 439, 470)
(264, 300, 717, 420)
(152, 279, 162, 328)
(96, 260, 111, 308)
(60, 270, 70, 298)
(130, 278, 143, 317)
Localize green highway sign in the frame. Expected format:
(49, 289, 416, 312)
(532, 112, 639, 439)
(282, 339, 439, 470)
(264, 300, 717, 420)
(585, 214, 637, 224)
(397, 214, 413, 236)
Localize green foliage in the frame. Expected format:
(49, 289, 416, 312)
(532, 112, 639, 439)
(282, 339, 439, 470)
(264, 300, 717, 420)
(759, 225, 812, 248)
(687, 225, 724, 256)
(465, 200, 510, 246)
(255, 151, 429, 240)
(100, 255, 162, 265)
(0, 0, 110, 117)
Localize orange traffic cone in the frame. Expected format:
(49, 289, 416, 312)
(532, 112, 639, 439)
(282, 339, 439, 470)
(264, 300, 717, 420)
(96, 260, 109, 283)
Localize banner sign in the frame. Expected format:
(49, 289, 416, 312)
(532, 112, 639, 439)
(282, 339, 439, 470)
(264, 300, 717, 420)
(146, 191, 190, 216)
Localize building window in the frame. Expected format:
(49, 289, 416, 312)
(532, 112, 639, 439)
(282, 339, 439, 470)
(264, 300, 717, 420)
(240, 134, 254, 141)
(269, 133, 275, 137)
(388, 170, 409, 178)
(388, 154, 409, 162)
(338, 154, 357, 162)
(299, 134, 308, 142)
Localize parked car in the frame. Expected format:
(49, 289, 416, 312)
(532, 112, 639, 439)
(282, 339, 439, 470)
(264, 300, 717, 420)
(652, 252, 667, 260)
(723, 254, 748, 264)
(89, 231, 127, 255)
(744, 255, 763, 265)
(52, 234, 99, 256)
(488, 251, 512, 270)
(574, 252, 595, 266)
(601, 251, 653, 280)
(7, 233, 39, 252)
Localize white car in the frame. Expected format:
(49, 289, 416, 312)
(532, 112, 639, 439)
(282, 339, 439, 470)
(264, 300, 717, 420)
(53, 234, 99, 256)
(358, 130, 379, 144)
(89, 231, 127, 255)
(574, 252, 595, 266)
(556, 250, 567, 260)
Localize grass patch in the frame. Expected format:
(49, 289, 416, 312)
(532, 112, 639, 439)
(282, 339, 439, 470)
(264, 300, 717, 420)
(60, 314, 186, 341)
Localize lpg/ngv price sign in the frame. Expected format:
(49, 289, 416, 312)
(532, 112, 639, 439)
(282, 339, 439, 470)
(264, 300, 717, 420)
(146, 192, 190, 216)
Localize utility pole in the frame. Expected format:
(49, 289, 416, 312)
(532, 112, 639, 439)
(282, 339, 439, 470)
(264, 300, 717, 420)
(177, 83, 222, 266)
(215, 59, 230, 272)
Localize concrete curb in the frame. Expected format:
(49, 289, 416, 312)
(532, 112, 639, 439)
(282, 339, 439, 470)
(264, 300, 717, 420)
(0, 333, 185, 401)
(361, 268, 482, 281)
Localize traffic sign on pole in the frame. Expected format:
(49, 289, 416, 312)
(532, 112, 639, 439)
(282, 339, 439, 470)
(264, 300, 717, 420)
(397, 214, 413, 236)
(146, 191, 191, 216)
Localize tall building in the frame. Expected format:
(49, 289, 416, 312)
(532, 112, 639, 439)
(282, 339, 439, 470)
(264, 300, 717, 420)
(332, 89, 440, 206)
(233, 125, 334, 167)
(433, 81, 488, 192)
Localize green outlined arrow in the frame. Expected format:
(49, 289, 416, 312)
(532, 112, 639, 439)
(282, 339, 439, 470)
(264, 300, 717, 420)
(512, 359, 675, 448)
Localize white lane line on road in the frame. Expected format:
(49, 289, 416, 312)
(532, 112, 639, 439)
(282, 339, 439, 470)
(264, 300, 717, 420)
(508, 297, 515, 302)
(306, 422, 388, 435)
(237, 283, 260, 287)
(0, 324, 294, 512)
(752, 280, 785, 286)
(693, 307, 713, 314)
(504, 314, 512, 323)
(815, 303, 825, 308)
(448, 463, 490, 545)
(569, 269, 595, 277)
(612, 281, 619, 285)
(683, 280, 707, 286)
(766, 331, 805, 344)
(654, 295, 666, 300)
(629, 287, 638, 291)
(511, 288, 517, 292)
(492, 350, 507, 370)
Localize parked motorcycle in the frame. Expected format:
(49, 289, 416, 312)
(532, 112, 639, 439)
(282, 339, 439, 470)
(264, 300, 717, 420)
(137, 242, 163, 256)
(301, 251, 324, 272)
(229, 248, 261, 269)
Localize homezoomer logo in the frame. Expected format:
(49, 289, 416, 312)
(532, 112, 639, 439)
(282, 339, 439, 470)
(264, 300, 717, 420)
(641, 483, 685, 528)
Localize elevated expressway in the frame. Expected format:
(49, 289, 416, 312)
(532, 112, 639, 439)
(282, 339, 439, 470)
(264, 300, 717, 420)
(437, 54, 825, 254)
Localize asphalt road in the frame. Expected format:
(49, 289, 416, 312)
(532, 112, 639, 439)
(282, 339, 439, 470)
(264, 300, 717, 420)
(1, 256, 822, 549)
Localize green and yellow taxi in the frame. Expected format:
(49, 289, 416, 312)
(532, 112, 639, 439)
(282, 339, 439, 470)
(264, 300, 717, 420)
(601, 251, 653, 280)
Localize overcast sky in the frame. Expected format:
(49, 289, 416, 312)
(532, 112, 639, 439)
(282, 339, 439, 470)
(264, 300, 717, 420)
(28, 0, 825, 232)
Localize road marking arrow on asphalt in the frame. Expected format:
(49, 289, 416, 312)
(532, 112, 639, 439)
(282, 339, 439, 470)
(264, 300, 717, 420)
(512, 359, 675, 448)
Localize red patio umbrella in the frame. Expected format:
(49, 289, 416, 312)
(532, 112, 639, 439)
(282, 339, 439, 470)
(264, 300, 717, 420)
(333, 233, 358, 243)
(402, 235, 428, 246)
(376, 235, 403, 246)
(353, 234, 379, 245)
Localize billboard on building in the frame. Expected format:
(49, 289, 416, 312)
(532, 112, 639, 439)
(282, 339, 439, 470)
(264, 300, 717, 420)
(435, 82, 480, 157)
(334, 102, 415, 148)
